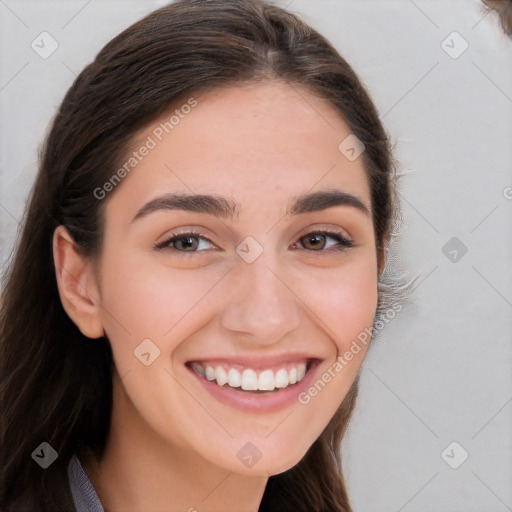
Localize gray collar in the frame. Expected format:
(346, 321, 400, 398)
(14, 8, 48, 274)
(67, 454, 105, 512)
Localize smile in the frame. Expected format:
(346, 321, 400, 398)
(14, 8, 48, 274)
(189, 361, 310, 392)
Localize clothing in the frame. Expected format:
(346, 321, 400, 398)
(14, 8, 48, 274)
(66, 452, 279, 512)
(67, 455, 105, 512)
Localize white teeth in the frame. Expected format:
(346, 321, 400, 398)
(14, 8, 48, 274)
(205, 366, 215, 381)
(241, 369, 258, 390)
(274, 368, 289, 389)
(196, 362, 310, 392)
(258, 370, 275, 391)
(215, 366, 228, 386)
(297, 363, 306, 381)
(228, 368, 241, 387)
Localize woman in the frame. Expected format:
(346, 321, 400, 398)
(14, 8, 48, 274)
(0, 0, 404, 510)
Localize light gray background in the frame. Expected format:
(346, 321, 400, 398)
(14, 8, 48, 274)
(1, 1, 511, 511)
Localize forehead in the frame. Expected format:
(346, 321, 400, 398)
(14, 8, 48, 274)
(105, 81, 371, 219)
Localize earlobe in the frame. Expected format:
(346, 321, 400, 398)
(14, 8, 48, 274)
(52, 225, 104, 339)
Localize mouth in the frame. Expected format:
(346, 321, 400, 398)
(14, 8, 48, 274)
(186, 359, 315, 394)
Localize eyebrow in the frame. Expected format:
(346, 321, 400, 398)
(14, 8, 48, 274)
(131, 188, 371, 224)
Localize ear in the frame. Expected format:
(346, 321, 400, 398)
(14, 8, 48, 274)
(52, 225, 104, 339)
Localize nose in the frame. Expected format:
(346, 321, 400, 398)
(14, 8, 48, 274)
(219, 250, 302, 346)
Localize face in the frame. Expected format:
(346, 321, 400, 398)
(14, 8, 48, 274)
(91, 81, 378, 476)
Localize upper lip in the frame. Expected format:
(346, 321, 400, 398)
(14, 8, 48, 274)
(186, 353, 322, 370)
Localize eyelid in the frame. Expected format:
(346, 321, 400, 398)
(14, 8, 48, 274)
(295, 224, 352, 243)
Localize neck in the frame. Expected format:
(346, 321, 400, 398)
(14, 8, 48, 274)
(81, 374, 267, 512)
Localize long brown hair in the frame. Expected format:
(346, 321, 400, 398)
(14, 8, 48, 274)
(0, 1, 400, 510)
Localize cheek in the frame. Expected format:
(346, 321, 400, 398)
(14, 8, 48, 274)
(295, 258, 378, 350)
(292, 260, 377, 434)
(96, 252, 225, 359)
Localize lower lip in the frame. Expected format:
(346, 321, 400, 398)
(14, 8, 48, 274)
(187, 361, 321, 413)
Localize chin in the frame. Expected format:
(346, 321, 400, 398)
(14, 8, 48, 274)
(212, 433, 315, 478)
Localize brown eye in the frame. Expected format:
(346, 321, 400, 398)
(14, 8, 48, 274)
(296, 231, 353, 252)
(301, 233, 328, 251)
(173, 236, 199, 251)
(154, 231, 216, 253)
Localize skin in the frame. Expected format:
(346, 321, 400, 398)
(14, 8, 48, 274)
(54, 80, 380, 512)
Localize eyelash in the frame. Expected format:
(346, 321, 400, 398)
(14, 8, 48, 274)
(154, 228, 353, 256)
